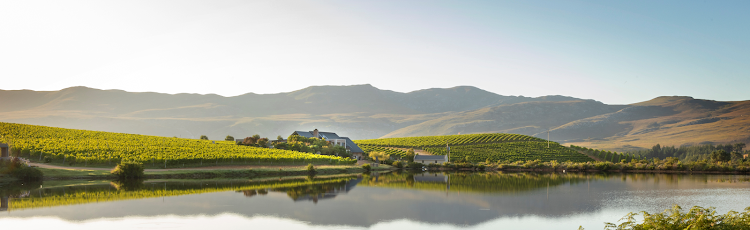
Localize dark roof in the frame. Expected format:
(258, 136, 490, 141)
(291, 130, 363, 153)
(0, 143, 8, 147)
(415, 155, 447, 161)
(292, 131, 315, 138)
(342, 137, 363, 153)
(318, 132, 340, 139)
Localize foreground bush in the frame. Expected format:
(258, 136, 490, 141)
(582, 205, 750, 230)
(362, 164, 371, 172)
(0, 158, 43, 181)
(306, 163, 316, 174)
(111, 162, 145, 179)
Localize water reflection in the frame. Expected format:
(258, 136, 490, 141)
(1, 172, 749, 228)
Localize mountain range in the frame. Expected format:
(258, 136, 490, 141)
(1, 84, 748, 151)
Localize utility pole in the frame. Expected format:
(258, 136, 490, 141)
(446, 140, 450, 163)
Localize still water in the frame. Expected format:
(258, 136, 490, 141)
(1, 172, 749, 230)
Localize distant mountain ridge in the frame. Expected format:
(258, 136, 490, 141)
(0, 85, 748, 151)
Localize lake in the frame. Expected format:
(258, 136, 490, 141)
(1, 172, 749, 229)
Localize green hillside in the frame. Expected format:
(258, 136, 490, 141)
(355, 133, 594, 163)
(0, 122, 355, 166)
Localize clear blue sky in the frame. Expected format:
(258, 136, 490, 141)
(1, 0, 748, 104)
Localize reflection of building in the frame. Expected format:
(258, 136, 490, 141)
(242, 189, 268, 198)
(414, 154, 448, 164)
(0, 196, 8, 212)
(240, 177, 363, 204)
(290, 177, 363, 204)
(291, 129, 365, 160)
(414, 173, 448, 183)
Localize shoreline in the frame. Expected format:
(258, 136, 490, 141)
(35, 164, 393, 180)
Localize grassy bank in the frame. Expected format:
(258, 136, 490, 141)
(38, 164, 393, 180)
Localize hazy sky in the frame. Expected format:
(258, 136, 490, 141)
(1, 0, 748, 104)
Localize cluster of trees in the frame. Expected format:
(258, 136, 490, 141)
(624, 143, 747, 162)
(274, 135, 351, 158)
(570, 145, 638, 163)
(237, 134, 270, 147)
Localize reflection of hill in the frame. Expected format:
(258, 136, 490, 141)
(4, 173, 747, 228)
(5, 175, 357, 211)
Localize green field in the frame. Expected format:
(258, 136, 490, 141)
(0, 122, 356, 166)
(355, 133, 545, 148)
(356, 133, 593, 163)
(359, 145, 409, 158)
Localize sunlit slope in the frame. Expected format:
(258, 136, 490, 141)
(355, 133, 594, 163)
(0, 122, 355, 165)
(562, 97, 750, 151)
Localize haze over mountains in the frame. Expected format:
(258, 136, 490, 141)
(1, 85, 748, 151)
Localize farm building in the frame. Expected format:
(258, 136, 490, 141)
(0, 143, 8, 158)
(414, 154, 448, 164)
(291, 129, 365, 160)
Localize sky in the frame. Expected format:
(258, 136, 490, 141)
(1, 0, 748, 104)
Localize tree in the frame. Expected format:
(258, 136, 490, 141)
(404, 148, 416, 162)
(710, 150, 730, 162)
(242, 136, 257, 145)
(731, 151, 744, 162)
(257, 138, 269, 147)
(734, 143, 746, 153)
(277, 135, 284, 141)
(252, 134, 261, 140)
(200, 135, 208, 140)
(368, 151, 390, 164)
(225, 135, 234, 141)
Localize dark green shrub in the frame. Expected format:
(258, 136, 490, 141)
(407, 162, 425, 169)
(362, 163, 371, 171)
(10, 166, 43, 181)
(43, 156, 52, 163)
(306, 163, 316, 174)
(392, 161, 403, 168)
(111, 162, 145, 179)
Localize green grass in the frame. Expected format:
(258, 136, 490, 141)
(38, 168, 112, 178)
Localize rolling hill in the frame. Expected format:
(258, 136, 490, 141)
(1, 85, 748, 151)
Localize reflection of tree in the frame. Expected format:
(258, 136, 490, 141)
(4, 176, 357, 210)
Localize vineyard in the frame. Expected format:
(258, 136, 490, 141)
(355, 133, 593, 163)
(0, 122, 356, 167)
(426, 142, 593, 163)
(359, 145, 409, 158)
(354, 133, 545, 148)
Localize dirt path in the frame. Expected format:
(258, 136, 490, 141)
(29, 163, 308, 172)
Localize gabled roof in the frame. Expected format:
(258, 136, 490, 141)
(290, 130, 364, 153)
(318, 132, 341, 139)
(292, 131, 315, 138)
(414, 155, 447, 161)
(342, 137, 363, 153)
